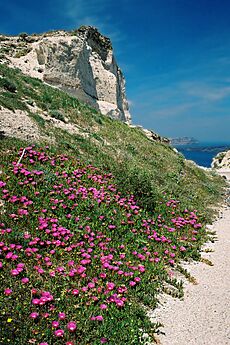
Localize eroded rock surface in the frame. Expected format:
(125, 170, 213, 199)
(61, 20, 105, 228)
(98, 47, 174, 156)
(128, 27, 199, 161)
(0, 26, 131, 123)
(212, 150, 230, 169)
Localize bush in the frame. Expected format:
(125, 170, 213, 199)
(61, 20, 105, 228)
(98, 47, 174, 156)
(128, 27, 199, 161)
(0, 77, 17, 93)
(14, 47, 32, 58)
(50, 110, 66, 122)
(18, 32, 28, 41)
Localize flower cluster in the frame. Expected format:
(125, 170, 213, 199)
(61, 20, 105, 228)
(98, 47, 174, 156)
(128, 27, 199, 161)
(0, 146, 205, 344)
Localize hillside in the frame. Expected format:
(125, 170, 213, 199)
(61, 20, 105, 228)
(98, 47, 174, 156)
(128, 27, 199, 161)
(0, 46, 227, 344)
(0, 64, 225, 216)
(0, 142, 225, 345)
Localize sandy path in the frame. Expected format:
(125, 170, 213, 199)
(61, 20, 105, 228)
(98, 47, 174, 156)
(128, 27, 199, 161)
(150, 174, 230, 345)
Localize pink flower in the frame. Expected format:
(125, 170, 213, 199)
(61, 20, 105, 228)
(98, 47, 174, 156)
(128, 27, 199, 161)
(72, 289, 79, 295)
(106, 282, 115, 290)
(39, 343, 48, 345)
(67, 321, 77, 332)
(138, 265, 145, 273)
(32, 298, 40, 305)
(66, 342, 74, 345)
(54, 329, 64, 337)
(11, 269, 19, 276)
(76, 266, 86, 274)
(6, 252, 13, 259)
(100, 273, 106, 279)
(96, 315, 103, 321)
(30, 312, 39, 319)
(42, 313, 50, 318)
(88, 282, 95, 289)
(52, 321, 59, 328)
(0, 181, 6, 188)
(58, 312, 66, 320)
(100, 338, 108, 343)
(4, 288, 12, 295)
(116, 300, 124, 307)
(100, 304, 107, 310)
(129, 281, 136, 287)
(21, 277, 29, 284)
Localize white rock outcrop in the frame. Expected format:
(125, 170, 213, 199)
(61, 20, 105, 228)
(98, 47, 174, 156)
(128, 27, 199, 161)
(212, 150, 230, 169)
(1, 26, 131, 123)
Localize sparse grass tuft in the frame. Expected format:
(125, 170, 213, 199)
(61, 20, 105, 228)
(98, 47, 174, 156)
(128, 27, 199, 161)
(30, 112, 46, 127)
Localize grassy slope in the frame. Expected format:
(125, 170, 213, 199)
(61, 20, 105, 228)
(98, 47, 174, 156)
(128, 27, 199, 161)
(0, 144, 221, 345)
(0, 63, 227, 344)
(0, 63, 225, 219)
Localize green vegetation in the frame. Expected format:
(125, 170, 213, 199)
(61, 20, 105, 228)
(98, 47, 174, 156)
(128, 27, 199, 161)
(18, 32, 28, 40)
(0, 63, 227, 343)
(14, 47, 32, 58)
(50, 110, 66, 122)
(30, 112, 46, 127)
(0, 77, 17, 92)
(0, 63, 225, 218)
(0, 140, 219, 344)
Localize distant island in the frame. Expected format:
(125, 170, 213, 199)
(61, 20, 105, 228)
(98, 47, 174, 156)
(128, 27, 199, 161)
(170, 137, 199, 145)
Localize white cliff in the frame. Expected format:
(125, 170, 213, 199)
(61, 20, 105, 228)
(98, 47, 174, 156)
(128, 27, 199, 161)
(0, 26, 131, 123)
(212, 149, 230, 169)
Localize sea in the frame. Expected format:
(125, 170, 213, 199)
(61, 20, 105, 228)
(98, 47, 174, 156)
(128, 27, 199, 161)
(173, 142, 230, 168)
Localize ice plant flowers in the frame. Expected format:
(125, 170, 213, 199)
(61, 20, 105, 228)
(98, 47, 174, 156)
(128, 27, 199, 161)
(54, 329, 64, 337)
(67, 321, 77, 332)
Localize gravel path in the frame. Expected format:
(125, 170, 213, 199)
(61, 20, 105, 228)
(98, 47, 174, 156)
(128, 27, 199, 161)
(150, 173, 230, 345)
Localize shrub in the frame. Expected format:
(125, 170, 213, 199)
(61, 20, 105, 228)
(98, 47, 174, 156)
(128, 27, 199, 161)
(14, 47, 32, 58)
(0, 77, 17, 93)
(50, 110, 66, 122)
(18, 32, 28, 40)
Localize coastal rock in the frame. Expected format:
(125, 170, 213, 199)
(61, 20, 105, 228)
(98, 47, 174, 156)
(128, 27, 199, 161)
(128, 125, 170, 144)
(212, 149, 230, 169)
(0, 26, 131, 123)
(142, 128, 170, 143)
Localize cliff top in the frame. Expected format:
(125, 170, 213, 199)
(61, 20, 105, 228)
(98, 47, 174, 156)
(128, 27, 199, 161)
(0, 25, 130, 122)
(0, 25, 112, 47)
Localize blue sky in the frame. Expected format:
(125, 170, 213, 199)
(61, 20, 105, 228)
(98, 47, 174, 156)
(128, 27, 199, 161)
(0, 0, 230, 142)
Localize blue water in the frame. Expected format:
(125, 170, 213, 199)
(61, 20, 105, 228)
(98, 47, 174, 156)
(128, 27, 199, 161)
(174, 142, 230, 168)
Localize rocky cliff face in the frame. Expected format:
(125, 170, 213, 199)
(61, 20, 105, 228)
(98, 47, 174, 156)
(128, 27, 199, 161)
(212, 150, 230, 169)
(0, 26, 131, 123)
